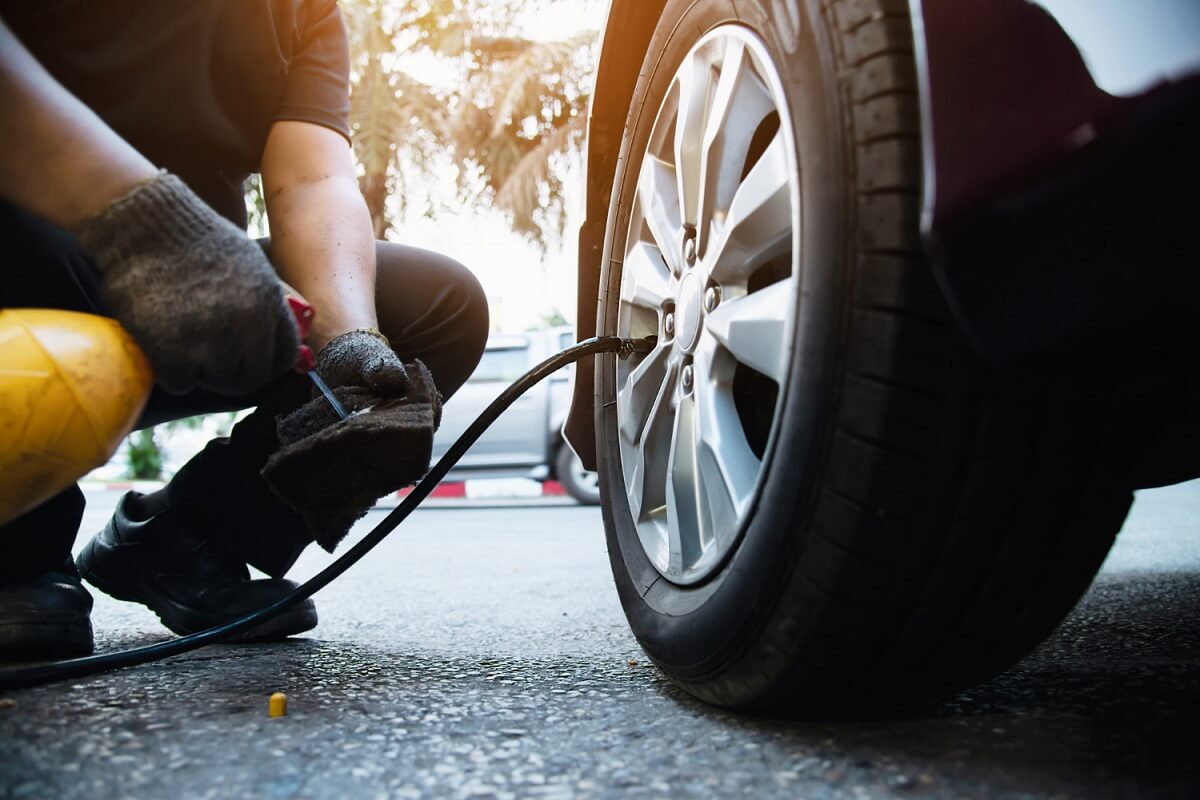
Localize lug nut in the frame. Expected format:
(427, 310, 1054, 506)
(704, 286, 721, 312)
(683, 238, 697, 267)
(664, 313, 675, 338)
(682, 364, 694, 392)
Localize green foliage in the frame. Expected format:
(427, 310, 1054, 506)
(121, 414, 238, 481)
(541, 308, 568, 327)
(125, 429, 163, 481)
(244, 175, 269, 238)
(452, 31, 595, 247)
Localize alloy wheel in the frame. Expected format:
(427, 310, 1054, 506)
(615, 24, 801, 585)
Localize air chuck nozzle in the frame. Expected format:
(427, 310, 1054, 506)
(618, 336, 657, 359)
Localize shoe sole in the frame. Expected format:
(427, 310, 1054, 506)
(0, 614, 93, 661)
(77, 537, 317, 643)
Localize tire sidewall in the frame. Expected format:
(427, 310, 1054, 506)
(596, 0, 850, 685)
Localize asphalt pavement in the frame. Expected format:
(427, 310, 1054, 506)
(0, 481, 1197, 799)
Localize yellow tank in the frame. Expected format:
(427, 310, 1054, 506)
(0, 309, 153, 526)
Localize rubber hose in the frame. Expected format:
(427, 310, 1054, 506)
(0, 335, 652, 691)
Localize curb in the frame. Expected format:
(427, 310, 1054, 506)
(80, 479, 571, 504)
(79, 480, 166, 494)
(397, 479, 567, 500)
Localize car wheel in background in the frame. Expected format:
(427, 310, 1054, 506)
(555, 444, 602, 505)
(593, 0, 1133, 711)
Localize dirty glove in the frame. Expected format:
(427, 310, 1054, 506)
(77, 172, 301, 396)
(314, 329, 410, 395)
(261, 359, 441, 552)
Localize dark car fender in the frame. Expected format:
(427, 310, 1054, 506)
(565, 0, 669, 470)
(911, 0, 1200, 363)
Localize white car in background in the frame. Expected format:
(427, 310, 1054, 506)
(430, 326, 600, 505)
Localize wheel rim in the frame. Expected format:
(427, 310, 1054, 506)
(615, 25, 800, 586)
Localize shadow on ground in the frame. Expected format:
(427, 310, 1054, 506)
(648, 570, 1200, 798)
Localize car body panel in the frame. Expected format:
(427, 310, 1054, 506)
(911, 0, 1200, 233)
(910, 0, 1200, 361)
(566, 0, 669, 469)
(432, 327, 574, 482)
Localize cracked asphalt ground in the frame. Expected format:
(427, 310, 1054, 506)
(1, 481, 1197, 799)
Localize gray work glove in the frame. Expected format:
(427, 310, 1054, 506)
(77, 172, 301, 396)
(315, 329, 410, 395)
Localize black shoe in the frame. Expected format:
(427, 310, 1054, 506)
(77, 492, 317, 642)
(0, 562, 94, 660)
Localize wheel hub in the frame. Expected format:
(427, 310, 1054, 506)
(674, 273, 703, 354)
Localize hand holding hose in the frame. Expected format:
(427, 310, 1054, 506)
(314, 329, 410, 396)
(263, 330, 439, 553)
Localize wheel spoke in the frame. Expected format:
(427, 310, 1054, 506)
(621, 242, 674, 311)
(696, 39, 745, 240)
(692, 338, 761, 534)
(665, 392, 703, 575)
(707, 132, 792, 285)
(617, 343, 670, 445)
(673, 51, 709, 228)
(637, 157, 683, 274)
(701, 40, 747, 155)
(699, 41, 775, 254)
(626, 359, 676, 523)
(704, 276, 795, 385)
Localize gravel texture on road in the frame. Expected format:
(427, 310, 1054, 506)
(0, 482, 1197, 799)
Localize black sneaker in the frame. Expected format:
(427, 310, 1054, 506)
(76, 492, 317, 641)
(0, 562, 94, 660)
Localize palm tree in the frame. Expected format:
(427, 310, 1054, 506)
(343, 0, 451, 238)
(342, 0, 596, 245)
(452, 31, 596, 247)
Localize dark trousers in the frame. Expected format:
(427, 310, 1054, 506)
(0, 200, 489, 583)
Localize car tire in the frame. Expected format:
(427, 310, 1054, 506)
(593, 0, 1132, 712)
(555, 444, 602, 506)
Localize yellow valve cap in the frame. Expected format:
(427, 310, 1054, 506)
(268, 692, 288, 717)
(0, 309, 153, 526)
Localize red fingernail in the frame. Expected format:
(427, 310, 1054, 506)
(287, 296, 314, 340)
(294, 344, 315, 373)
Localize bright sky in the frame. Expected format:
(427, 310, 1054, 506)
(389, 179, 584, 332)
(516, 0, 607, 41)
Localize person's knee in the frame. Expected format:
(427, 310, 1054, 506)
(428, 259, 489, 398)
(373, 243, 491, 397)
(448, 262, 489, 363)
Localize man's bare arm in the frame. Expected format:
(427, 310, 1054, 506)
(0, 19, 156, 230)
(260, 120, 377, 352)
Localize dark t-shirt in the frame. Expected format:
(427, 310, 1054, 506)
(2, 0, 352, 227)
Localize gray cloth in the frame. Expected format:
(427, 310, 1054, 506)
(262, 360, 441, 550)
(76, 172, 300, 395)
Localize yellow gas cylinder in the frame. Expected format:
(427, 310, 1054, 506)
(0, 309, 153, 526)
